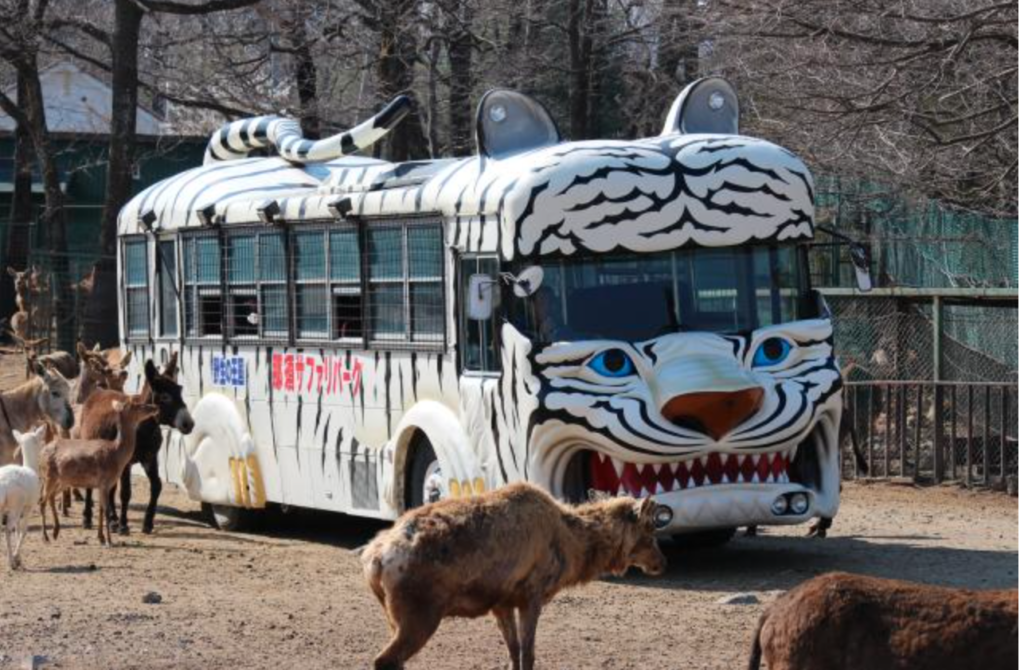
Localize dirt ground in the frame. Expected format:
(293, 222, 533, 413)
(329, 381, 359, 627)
(0, 477, 1016, 670)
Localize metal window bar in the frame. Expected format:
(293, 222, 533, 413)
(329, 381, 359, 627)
(123, 236, 150, 341)
(182, 232, 222, 340)
(220, 228, 290, 344)
(157, 238, 180, 338)
(329, 226, 363, 344)
(365, 218, 445, 350)
(293, 227, 331, 341)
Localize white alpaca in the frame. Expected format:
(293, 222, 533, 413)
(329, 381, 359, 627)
(0, 425, 46, 569)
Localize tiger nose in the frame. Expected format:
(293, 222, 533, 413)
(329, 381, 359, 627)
(661, 388, 765, 440)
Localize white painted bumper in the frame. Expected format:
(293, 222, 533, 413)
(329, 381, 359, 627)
(651, 482, 830, 534)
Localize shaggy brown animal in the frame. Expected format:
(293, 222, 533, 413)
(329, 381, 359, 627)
(78, 354, 192, 534)
(362, 482, 666, 670)
(0, 364, 75, 465)
(38, 398, 159, 546)
(749, 572, 1018, 670)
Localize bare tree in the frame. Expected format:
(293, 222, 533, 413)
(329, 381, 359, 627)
(0, 0, 72, 348)
(711, 0, 1018, 216)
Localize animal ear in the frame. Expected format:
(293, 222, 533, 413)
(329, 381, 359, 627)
(637, 497, 657, 523)
(77, 342, 88, 358)
(12, 429, 23, 442)
(93, 342, 101, 352)
(30, 356, 48, 380)
(120, 351, 133, 368)
(162, 351, 178, 379)
(7, 267, 17, 277)
(33, 424, 47, 439)
(145, 359, 158, 382)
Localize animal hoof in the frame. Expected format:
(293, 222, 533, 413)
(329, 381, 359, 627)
(82, 521, 92, 530)
(142, 525, 154, 535)
(119, 526, 130, 536)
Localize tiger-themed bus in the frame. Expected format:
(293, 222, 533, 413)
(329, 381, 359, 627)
(118, 78, 867, 539)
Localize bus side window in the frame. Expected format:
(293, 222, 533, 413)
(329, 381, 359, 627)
(123, 237, 149, 339)
(460, 257, 500, 373)
(329, 228, 362, 341)
(183, 234, 223, 338)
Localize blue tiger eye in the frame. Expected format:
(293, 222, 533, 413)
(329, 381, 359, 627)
(752, 337, 792, 368)
(588, 349, 636, 378)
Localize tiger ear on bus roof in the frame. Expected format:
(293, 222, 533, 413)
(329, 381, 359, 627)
(660, 77, 740, 137)
(475, 89, 561, 159)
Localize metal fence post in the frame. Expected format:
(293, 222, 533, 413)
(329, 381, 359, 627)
(932, 296, 944, 482)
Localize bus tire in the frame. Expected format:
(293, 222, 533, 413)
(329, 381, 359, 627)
(673, 527, 737, 548)
(203, 502, 249, 532)
(406, 434, 444, 509)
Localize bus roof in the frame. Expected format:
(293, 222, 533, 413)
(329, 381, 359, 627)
(118, 133, 816, 261)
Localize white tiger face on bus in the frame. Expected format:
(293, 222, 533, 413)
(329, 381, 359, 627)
(488, 318, 844, 525)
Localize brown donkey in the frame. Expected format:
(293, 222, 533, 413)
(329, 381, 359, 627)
(0, 363, 74, 465)
(38, 398, 159, 546)
(361, 482, 666, 670)
(79, 353, 193, 534)
(749, 572, 1017, 670)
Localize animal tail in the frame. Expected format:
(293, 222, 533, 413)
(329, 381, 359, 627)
(203, 95, 413, 166)
(748, 611, 766, 670)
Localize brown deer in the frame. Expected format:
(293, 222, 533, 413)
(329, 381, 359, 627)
(7, 266, 33, 341)
(79, 353, 193, 534)
(55, 344, 131, 516)
(361, 482, 666, 670)
(748, 572, 1018, 670)
(38, 397, 159, 546)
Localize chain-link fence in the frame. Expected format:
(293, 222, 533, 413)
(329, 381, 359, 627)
(812, 178, 1018, 489)
(15, 249, 113, 354)
(828, 295, 1017, 383)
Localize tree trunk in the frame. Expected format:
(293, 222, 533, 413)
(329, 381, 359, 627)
(376, 0, 429, 162)
(2, 74, 35, 324)
(425, 34, 442, 157)
(19, 60, 70, 350)
(292, 26, 321, 138)
(86, 0, 144, 349)
(567, 0, 595, 140)
(649, 0, 696, 135)
(446, 0, 474, 156)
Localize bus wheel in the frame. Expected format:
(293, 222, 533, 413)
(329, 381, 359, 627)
(202, 503, 249, 532)
(406, 435, 444, 509)
(673, 527, 737, 548)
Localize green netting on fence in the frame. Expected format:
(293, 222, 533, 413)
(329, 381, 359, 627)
(814, 176, 1018, 289)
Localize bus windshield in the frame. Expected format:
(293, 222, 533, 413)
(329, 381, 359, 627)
(508, 245, 816, 342)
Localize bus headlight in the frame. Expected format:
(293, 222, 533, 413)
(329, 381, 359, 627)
(771, 495, 789, 515)
(789, 493, 810, 515)
(653, 505, 674, 529)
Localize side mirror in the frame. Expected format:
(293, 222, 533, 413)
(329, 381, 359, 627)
(849, 244, 872, 292)
(467, 274, 496, 321)
(513, 266, 544, 297)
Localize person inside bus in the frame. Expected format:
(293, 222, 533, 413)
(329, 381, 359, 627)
(533, 285, 567, 342)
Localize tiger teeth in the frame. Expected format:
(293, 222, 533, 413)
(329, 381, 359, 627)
(589, 451, 797, 497)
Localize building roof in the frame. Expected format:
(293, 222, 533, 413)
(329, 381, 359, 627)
(0, 60, 164, 136)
